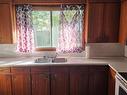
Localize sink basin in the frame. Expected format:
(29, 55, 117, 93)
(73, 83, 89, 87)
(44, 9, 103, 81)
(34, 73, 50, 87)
(35, 58, 51, 63)
(52, 58, 67, 63)
(35, 57, 67, 63)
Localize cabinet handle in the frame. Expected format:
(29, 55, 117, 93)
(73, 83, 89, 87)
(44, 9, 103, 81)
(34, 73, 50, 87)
(52, 74, 57, 80)
(39, 73, 49, 79)
(13, 76, 17, 81)
(0, 37, 1, 43)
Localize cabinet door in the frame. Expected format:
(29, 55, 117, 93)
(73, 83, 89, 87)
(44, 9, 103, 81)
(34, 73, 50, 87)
(119, 0, 127, 44)
(88, 3, 104, 43)
(31, 67, 50, 95)
(103, 3, 120, 42)
(0, 68, 12, 95)
(13, 0, 84, 3)
(51, 66, 69, 95)
(11, 68, 31, 95)
(0, 0, 11, 3)
(89, 66, 108, 95)
(87, 3, 120, 43)
(88, 0, 120, 3)
(70, 66, 89, 95)
(108, 67, 116, 95)
(0, 4, 12, 44)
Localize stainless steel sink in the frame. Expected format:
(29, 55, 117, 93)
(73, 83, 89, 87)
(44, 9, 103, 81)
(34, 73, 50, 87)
(52, 58, 67, 63)
(35, 57, 67, 63)
(35, 58, 51, 63)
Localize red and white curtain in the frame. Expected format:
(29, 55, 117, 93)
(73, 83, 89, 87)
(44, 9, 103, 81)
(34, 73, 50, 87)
(16, 5, 34, 53)
(56, 5, 84, 53)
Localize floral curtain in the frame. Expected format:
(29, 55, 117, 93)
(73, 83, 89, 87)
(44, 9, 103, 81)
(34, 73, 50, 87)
(56, 5, 84, 53)
(16, 5, 34, 53)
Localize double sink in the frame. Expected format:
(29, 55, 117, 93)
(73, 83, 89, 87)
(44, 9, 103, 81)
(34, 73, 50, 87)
(35, 57, 67, 63)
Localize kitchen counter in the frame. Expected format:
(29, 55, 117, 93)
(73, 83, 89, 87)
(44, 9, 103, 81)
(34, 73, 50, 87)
(0, 57, 127, 72)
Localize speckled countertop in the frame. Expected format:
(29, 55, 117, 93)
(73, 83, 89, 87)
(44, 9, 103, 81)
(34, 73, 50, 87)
(0, 57, 127, 72)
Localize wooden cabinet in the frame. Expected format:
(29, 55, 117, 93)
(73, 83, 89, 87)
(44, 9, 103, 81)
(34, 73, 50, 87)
(0, 66, 109, 95)
(13, 0, 85, 4)
(87, 3, 120, 43)
(87, 3, 104, 43)
(0, 0, 12, 3)
(0, 3, 13, 44)
(119, 0, 127, 44)
(11, 67, 31, 95)
(70, 66, 89, 95)
(31, 67, 50, 95)
(0, 68, 12, 95)
(50, 67, 69, 95)
(103, 3, 120, 42)
(89, 66, 108, 95)
(108, 67, 116, 95)
(88, 0, 120, 3)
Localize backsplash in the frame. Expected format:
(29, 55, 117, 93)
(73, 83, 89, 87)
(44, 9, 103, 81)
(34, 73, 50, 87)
(125, 46, 127, 57)
(85, 43, 125, 58)
(0, 43, 125, 58)
(0, 44, 85, 57)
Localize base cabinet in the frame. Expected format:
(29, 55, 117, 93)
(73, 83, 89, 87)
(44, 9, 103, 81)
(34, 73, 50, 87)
(0, 65, 109, 95)
(0, 68, 11, 95)
(11, 67, 31, 95)
(70, 66, 89, 95)
(89, 66, 108, 95)
(51, 67, 69, 95)
(31, 67, 50, 95)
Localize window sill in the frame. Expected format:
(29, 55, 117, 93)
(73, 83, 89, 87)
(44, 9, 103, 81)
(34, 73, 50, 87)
(35, 48, 56, 51)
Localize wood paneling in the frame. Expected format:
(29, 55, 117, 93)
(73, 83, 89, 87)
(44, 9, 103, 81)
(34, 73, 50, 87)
(87, 3, 120, 43)
(88, 3, 104, 42)
(0, 3, 13, 44)
(11, 67, 31, 95)
(88, 0, 120, 3)
(108, 67, 116, 95)
(89, 66, 108, 95)
(119, 0, 127, 44)
(0, 68, 12, 95)
(13, 0, 85, 4)
(103, 3, 120, 42)
(31, 67, 50, 95)
(0, 0, 12, 3)
(70, 66, 89, 95)
(51, 67, 69, 95)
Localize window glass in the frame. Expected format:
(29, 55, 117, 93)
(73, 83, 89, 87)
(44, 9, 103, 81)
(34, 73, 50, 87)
(32, 11, 51, 48)
(32, 9, 82, 49)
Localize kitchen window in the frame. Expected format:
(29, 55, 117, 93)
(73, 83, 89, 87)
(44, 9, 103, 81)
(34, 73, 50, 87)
(16, 5, 84, 53)
(32, 6, 83, 51)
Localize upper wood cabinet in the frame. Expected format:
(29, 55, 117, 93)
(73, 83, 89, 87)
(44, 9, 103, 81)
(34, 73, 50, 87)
(13, 0, 85, 4)
(87, 3, 120, 43)
(0, 3, 13, 44)
(0, 68, 12, 95)
(0, 0, 12, 3)
(87, 0, 120, 3)
(119, 0, 127, 44)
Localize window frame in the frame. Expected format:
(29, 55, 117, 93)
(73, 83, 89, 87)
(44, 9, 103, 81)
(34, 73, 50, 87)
(32, 5, 85, 51)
